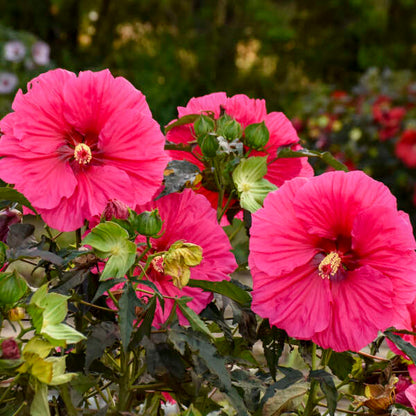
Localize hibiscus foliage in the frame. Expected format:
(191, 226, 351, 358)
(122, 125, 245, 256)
(1, 68, 416, 416)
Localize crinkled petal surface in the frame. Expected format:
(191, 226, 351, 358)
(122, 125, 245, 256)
(0, 68, 168, 231)
(135, 190, 237, 327)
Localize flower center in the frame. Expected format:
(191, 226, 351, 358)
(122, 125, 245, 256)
(74, 143, 92, 165)
(318, 252, 342, 279)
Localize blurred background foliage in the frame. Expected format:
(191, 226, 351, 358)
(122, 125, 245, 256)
(1, 0, 416, 125)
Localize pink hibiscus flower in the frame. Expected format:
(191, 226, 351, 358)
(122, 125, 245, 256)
(110, 189, 237, 327)
(0, 69, 169, 231)
(166, 92, 313, 209)
(372, 95, 406, 141)
(249, 170, 416, 352)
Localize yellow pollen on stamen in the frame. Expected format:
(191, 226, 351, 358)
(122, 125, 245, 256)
(74, 143, 92, 165)
(318, 252, 342, 279)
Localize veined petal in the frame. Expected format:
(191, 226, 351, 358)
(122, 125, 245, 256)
(249, 177, 319, 275)
(251, 263, 332, 338)
(313, 265, 395, 352)
(225, 94, 267, 126)
(177, 92, 227, 118)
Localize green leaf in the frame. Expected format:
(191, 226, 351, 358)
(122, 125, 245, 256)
(188, 279, 251, 307)
(277, 147, 348, 172)
(40, 293, 68, 326)
(0, 187, 37, 213)
(30, 381, 50, 416)
(165, 113, 201, 133)
(0, 270, 27, 305)
(46, 356, 77, 385)
(176, 298, 213, 339)
(0, 358, 23, 369)
(239, 178, 277, 213)
(262, 382, 308, 416)
(119, 281, 143, 351)
(328, 351, 355, 380)
(309, 369, 338, 416)
(42, 323, 86, 344)
(384, 331, 416, 363)
(83, 222, 137, 281)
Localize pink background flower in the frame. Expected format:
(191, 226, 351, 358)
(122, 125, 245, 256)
(0, 69, 169, 231)
(396, 129, 416, 168)
(249, 170, 416, 352)
(166, 92, 313, 209)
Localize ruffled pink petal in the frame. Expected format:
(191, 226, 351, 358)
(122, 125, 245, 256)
(0, 153, 76, 210)
(166, 123, 195, 145)
(294, 171, 397, 240)
(264, 112, 300, 149)
(225, 94, 267, 126)
(177, 92, 227, 118)
(7, 69, 75, 153)
(251, 263, 332, 338)
(40, 165, 134, 231)
(313, 265, 395, 352)
(405, 384, 416, 411)
(63, 69, 151, 136)
(265, 156, 314, 187)
(249, 177, 319, 276)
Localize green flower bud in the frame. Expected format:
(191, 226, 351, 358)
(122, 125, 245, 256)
(193, 115, 215, 137)
(200, 134, 219, 158)
(244, 121, 270, 150)
(217, 115, 242, 140)
(135, 209, 163, 237)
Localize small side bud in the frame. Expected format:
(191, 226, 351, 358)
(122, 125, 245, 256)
(135, 209, 163, 237)
(194, 115, 215, 137)
(103, 199, 129, 221)
(217, 115, 242, 140)
(244, 122, 270, 150)
(8, 307, 25, 322)
(200, 134, 219, 158)
(1, 338, 20, 360)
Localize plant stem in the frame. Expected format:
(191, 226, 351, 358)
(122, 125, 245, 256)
(75, 228, 82, 248)
(356, 351, 388, 361)
(304, 343, 318, 416)
(79, 300, 116, 313)
(11, 401, 27, 416)
(59, 383, 78, 416)
(117, 349, 131, 412)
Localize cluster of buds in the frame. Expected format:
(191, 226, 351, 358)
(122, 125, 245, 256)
(193, 113, 270, 159)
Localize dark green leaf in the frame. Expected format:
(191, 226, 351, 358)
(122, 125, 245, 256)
(129, 296, 157, 348)
(309, 369, 338, 416)
(277, 147, 348, 172)
(328, 351, 355, 380)
(169, 327, 248, 415)
(92, 278, 125, 303)
(6, 223, 35, 248)
(0, 187, 37, 213)
(385, 331, 416, 363)
(257, 319, 287, 380)
(118, 282, 143, 351)
(164, 113, 201, 133)
(188, 279, 251, 307)
(85, 322, 119, 369)
(177, 298, 213, 339)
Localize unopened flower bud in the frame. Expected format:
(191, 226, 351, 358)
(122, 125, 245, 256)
(0, 208, 22, 242)
(200, 134, 219, 158)
(193, 115, 215, 137)
(135, 209, 163, 237)
(1, 338, 20, 359)
(217, 115, 242, 140)
(103, 199, 129, 221)
(8, 307, 25, 321)
(244, 122, 270, 150)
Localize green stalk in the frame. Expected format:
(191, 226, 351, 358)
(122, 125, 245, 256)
(304, 343, 318, 416)
(117, 349, 131, 412)
(59, 384, 77, 416)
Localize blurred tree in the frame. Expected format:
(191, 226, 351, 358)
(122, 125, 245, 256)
(1, 0, 416, 124)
